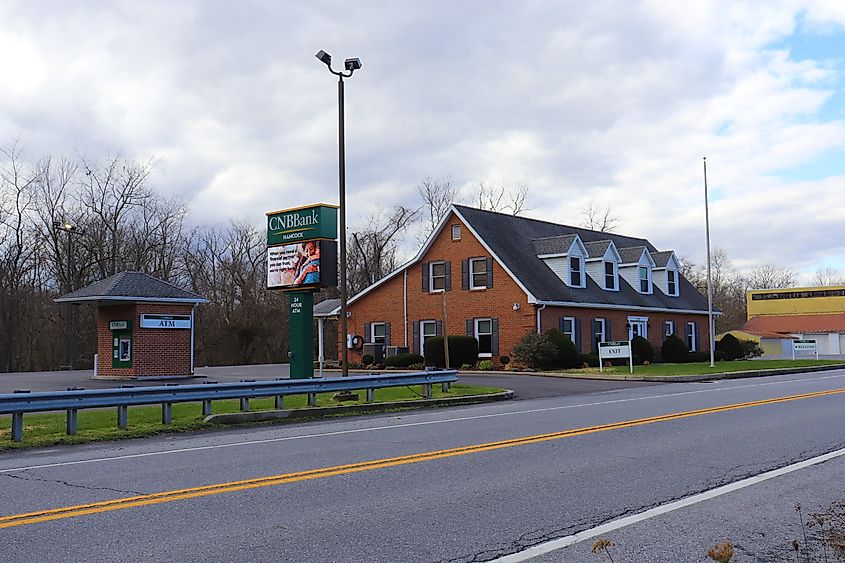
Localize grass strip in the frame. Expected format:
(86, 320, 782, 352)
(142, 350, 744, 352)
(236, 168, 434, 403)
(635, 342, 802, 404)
(559, 359, 845, 377)
(0, 384, 502, 451)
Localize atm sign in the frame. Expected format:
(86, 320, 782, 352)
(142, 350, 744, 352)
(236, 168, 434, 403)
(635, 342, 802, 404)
(140, 314, 192, 329)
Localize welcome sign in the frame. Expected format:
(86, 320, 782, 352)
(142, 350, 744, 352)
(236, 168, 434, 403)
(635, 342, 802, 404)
(266, 204, 338, 246)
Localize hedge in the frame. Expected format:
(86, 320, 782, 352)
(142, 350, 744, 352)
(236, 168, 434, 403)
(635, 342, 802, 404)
(424, 335, 479, 368)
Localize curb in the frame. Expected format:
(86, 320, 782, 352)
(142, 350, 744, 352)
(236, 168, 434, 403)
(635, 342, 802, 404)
(204, 390, 514, 425)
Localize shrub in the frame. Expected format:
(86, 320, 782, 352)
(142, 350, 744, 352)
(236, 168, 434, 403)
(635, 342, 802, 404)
(460, 363, 473, 370)
(716, 334, 744, 361)
(499, 355, 510, 366)
(631, 335, 654, 365)
(424, 335, 479, 368)
(512, 332, 558, 370)
(478, 360, 494, 371)
(740, 339, 763, 359)
(545, 328, 580, 369)
(384, 353, 425, 368)
(362, 354, 374, 366)
(661, 335, 689, 363)
(580, 353, 599, 368)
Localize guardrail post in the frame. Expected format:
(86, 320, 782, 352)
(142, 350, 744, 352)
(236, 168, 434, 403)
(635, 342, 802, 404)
(202, 400, 212, 416)
(441, 382, 450, 393)
(423, 383, 433, 399)
(162, 402, 172, 424)
(366, 388, 374, 403)
(240, 397, 250, 412)
(307, 393, 317, 407)
(11, 413, 23, 442)
(67, 409, 78, 435)
(117, 405, 128, 430)
(275, 395, 284, 410)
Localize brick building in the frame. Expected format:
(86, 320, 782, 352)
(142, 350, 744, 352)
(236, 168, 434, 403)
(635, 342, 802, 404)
(55, 272, 208, 378)
(331, 205, 711, 364)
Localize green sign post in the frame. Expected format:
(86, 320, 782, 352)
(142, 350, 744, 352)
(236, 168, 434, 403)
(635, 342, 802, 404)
(266, 203, 338, 379)
(287, 291, 314, 379)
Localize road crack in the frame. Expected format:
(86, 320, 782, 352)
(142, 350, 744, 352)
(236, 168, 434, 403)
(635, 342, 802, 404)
(2, 470, 145, 497)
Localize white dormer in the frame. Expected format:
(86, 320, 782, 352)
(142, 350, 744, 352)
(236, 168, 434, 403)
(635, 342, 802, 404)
(585, 240, 621, 291)
(652, 251, 681, 297)
(533, 234, 588, 288)
(618, 246, 656, 294)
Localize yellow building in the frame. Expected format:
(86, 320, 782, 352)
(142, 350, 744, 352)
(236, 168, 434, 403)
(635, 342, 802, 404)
(744, 285, 845, 356)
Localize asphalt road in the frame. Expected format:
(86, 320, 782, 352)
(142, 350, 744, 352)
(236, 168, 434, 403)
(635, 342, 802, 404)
(0, 364, 658, 399)
(2, 368, 845, 562)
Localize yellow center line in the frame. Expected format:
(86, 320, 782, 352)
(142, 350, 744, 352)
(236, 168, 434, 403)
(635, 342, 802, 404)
(3, 386, 844, 529)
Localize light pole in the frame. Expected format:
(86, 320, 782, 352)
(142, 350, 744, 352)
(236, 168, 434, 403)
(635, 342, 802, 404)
(54, 220, 85, 370)
(315, 49, 362, 378)
(702, 157, 716, 368)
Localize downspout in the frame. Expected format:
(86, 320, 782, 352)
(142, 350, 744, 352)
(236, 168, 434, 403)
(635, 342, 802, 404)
(403, 269, 408, 347)
(190, 303, 197, 374)
(536, 304, 546, 334)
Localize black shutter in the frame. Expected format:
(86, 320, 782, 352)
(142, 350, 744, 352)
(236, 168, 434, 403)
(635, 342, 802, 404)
(466, 318, 473, 337)
(695, 321, 701, 351)
(461, 259, 468, 290)
(591, 319, 599, 354)
(421, 262, 429, 293)
(412, 321, 420, 354)
(574, 318, 582, 353)
(685, 322, 692, 350)
(385, 322, 391, 347)
(435, 320, 443, 336)
(491, 318, 499, 355)
(364, 323, 371, 343)
(445, 261, 452, 291)
(559, 317, 565, 332)
(606, 319, 612, 341)
(486, 257, 493, 288)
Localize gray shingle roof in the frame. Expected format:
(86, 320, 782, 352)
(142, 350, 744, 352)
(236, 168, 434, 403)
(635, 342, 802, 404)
(651, 250, 675, 268)
(453, 205, 709, 311)
(618, 246, 647, 264)
(583, 240, 612, 258)
(55, 271, 207, 303)
(314, 298, 341, 317)
(532, 235, 577, 256)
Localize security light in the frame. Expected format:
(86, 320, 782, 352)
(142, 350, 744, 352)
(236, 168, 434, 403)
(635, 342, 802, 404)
(315, 50, 332, 66)
(344, 58, 362, 71)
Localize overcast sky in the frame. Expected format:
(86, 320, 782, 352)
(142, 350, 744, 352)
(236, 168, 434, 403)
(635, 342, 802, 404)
(2, 1, 844, 281)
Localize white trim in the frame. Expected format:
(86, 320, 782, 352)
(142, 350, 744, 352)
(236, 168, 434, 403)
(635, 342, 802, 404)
(534, 299, 717, 316)
(371, 321, 387, 344)
(664, 319, 675, 337)
(450, 223, 461, 241)
(420, 320, 437, 352)
(428, 260, 447, 292)
(469, 257, 488, 290)
(561, 316, 576, 341)
(686, 321, 698, 351)
(627, 315, 648, 339)
(602, 259, 619, 291)
(474, 317, 494, 355)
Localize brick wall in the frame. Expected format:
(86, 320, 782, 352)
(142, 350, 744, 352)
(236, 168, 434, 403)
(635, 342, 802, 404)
(96, 303, 195, 377)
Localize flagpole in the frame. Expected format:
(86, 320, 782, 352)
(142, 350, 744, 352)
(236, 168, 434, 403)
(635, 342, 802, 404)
(703, 156, 716, 368)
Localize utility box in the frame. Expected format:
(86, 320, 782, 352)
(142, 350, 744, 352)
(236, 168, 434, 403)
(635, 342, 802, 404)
(109, 320, 133, 368)
(362, 343, 385, 364)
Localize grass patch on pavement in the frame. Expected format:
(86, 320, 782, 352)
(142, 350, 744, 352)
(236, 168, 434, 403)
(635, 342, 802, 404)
(559, 359, 844, 377)
(0, 383, 502, 451)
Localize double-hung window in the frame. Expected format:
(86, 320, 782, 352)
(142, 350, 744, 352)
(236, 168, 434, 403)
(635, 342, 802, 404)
(429, 261, 446, 291)
(561, 317, 576, 342)
(594, 318, 607, 347)
(469, 257, 487, 289)
(451, 224, 461, 241)
(420, 320, 437, 351)
(371, 322, 387, 345)
(667, 270, 678, 296)
(686, 322, 697, 351)
(604, 261, 616, 290)
(664, 320, 675, 338)
(475, 318, 493, 356)
(639, 266, 650, 293)
(570, 256, 583, 287)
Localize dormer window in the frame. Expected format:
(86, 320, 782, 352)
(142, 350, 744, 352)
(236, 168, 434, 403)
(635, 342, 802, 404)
(639, 266, 651, 293)
(667, 269, 678, 296)
(570, 256, 584, 287)
(604, 261, 616, 290)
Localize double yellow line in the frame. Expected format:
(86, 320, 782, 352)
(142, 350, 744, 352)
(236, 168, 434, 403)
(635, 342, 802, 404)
(3, 386, 844, 529)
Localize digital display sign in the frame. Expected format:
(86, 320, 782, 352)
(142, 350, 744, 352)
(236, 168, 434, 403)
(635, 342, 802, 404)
(267, 239, 337, 290)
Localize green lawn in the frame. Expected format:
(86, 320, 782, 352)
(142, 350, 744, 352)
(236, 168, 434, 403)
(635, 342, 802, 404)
(559, 359, 845, 377)
(0, 383, 502, 451)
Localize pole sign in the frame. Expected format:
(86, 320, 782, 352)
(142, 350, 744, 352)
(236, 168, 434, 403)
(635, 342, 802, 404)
(598, 340, 634, 374)
(140, 314, 192, 329)
(266, 204, 338, 246)
(792, 339, 818, 360)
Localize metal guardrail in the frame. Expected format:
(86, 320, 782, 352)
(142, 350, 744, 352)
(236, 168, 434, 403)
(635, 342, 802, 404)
(0, 370, 457, 442)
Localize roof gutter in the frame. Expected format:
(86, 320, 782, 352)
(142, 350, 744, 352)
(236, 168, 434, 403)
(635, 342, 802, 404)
(532, 299, 720, 316)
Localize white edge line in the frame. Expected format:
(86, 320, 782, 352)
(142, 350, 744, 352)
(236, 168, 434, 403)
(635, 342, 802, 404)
(493, 446, 845, 562)
(1, 371, 844, 475)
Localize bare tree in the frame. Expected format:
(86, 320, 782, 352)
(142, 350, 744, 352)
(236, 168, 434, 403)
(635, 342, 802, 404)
(680, 248, 747, 332)
(471, 181, 530, 215)
(347, 206, 419, 295)
(581, 200, 620, 232)
(417, 176, 458, 240)
(814, 266, 845, 286)
(746, 264, 796, 290)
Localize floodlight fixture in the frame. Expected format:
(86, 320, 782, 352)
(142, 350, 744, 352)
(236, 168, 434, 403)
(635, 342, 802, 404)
(344, 58, 362, 72)
(315, 50, 332, 66)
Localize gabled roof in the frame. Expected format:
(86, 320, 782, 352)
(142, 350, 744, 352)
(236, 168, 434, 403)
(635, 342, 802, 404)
(314, 298, 341, 317)
(744, 313, 845, 334)
(532, 234, 578, 256)
(584, 240, 611, 257)
(55, 271, 208, 304)
(618, 246, 648, 264)
(652, 250, 677, 269)
(452, 205, 710, 312)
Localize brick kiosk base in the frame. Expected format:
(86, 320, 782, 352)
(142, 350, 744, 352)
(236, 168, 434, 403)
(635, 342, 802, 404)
(97, 303, 195, 378)
(55, 271, 207, 379)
